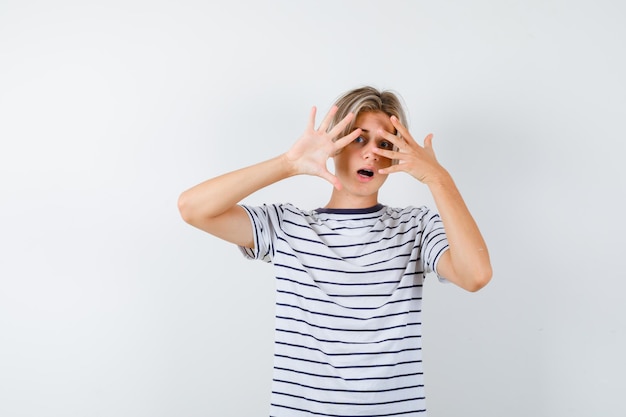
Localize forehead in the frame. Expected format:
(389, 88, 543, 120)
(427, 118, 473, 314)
(354, 111, 395, 133)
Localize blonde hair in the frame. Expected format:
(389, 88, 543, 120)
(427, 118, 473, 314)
(329, 86, 408, 138)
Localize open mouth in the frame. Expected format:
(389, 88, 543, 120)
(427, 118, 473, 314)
(357, 169, 374, 177)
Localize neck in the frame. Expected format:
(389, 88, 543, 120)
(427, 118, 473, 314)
(323, 190, 379, 210)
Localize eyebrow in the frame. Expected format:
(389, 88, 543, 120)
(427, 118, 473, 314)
(353, 127, 398, 136)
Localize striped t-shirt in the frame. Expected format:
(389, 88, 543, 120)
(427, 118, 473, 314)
(239, 203, 449, 417)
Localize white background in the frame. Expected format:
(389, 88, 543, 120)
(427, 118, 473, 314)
(1, 1, 625, 416)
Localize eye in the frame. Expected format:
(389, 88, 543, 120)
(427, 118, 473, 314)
(354, 136, 366, 144)
(378, 140, 393, 149)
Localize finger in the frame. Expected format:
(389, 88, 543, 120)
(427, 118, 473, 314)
(424, 133, 434, 150)
(317, 105, 338, 132)
(372, 147, 404, 161)
(327, 111, 354, 138)
(318, 169, 343, 190)
(423, 133, 438, 160)
(378, 130, 407, 150)
(307, 106, 317, 131)
(389, 115, 415, 144)
(378, 163, 405, 176)
(333, 127, 361, 151)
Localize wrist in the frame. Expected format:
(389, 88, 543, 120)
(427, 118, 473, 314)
(278, 152, 300, 178)
(424, 168, 453, 189)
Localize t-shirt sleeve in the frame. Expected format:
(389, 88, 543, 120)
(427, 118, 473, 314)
(419, 208, 450, 282)
(237, 204, 276, 263)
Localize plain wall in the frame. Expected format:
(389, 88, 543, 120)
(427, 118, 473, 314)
(1, 0, 625, 416)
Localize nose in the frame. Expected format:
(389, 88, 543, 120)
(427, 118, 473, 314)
(362, 142, 379, 161)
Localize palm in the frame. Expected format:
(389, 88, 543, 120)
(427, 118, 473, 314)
(285, 106, 361, 189)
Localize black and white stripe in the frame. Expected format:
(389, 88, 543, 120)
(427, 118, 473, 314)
(240, 203, 448, 416)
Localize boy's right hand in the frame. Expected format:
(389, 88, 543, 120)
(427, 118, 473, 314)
(284, 106, 362, 190)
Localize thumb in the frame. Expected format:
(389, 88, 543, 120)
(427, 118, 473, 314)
(318, 169, 342, 191)
(424, 133, 434, 149)
(424, 133, 437, 159)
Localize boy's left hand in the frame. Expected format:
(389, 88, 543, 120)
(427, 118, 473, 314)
(374, 115, 447, 185)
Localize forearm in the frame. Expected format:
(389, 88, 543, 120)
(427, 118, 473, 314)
(427, 171, 492, 291)
(178, 154, 294, 223)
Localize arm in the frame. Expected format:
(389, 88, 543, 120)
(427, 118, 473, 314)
(423, 170, 492, 292)
(374, 116, 492, 292)
(177, 155, 294, 248)
(177, 106, 361, 248)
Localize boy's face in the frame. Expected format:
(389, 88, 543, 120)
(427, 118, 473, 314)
(331, 111, 395, 206)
